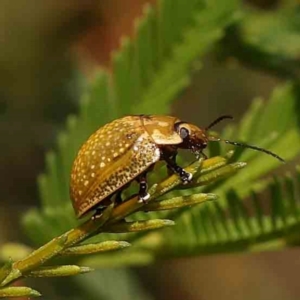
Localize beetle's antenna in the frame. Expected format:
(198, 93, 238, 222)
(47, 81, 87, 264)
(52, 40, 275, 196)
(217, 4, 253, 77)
(208, 136, 285, 163)
(205, 115, 233, 131)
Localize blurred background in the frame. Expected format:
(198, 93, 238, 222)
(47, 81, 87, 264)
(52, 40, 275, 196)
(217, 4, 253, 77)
(1, 0, 300, 299)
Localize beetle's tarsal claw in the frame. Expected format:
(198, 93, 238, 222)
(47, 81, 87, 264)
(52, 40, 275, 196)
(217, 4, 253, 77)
(138, 193, 150, 204)
(92, 210, 103, 220)
(181, 172, 193, 185)
(201, 151, 208, 160)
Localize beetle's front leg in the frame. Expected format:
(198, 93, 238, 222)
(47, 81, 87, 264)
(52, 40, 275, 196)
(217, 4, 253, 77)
(161, 151, 193, 184)
(166, 153, 177, 176)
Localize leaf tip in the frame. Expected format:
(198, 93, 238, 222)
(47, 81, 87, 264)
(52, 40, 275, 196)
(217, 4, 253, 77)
(30, 289, 42, 297)
(206, 193, 219, 201)
(118, 241, 131, 249)
(79, 266, 94, 274)
(162, 219, 175, 227)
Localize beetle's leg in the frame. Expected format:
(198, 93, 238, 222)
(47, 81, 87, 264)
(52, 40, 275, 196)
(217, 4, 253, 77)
(137, 173, 150, 203)
(92, 195, 116, 219)
(162, 153, 193, 184)
(92, 207, 104, 220)
(201, 151, 208, 160)
(166, 153, 177, 176)
(114, 191, 123, 205)
(161, 147, 178, 176)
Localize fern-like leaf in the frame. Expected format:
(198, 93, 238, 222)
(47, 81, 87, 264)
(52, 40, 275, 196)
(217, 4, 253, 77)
(19, 0, 300, 268)
(23, 0, 240, 246)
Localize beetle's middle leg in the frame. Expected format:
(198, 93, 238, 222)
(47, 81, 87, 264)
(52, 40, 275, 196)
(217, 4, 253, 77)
(114, 191, 123, 205)
(137, 172, 150, 203)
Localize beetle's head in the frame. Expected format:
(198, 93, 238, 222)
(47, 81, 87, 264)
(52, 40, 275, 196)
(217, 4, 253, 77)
(173, 116, 235, 156)
(174, 115, 285, 163)
(174, 121, 208, 158)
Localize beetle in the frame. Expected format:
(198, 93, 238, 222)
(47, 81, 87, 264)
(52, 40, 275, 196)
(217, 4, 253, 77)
(70, 114, 284, 218)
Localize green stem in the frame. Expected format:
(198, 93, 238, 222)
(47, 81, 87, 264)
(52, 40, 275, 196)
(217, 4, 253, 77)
(1, 158, 204, 287)
(0, 155, 243, 289)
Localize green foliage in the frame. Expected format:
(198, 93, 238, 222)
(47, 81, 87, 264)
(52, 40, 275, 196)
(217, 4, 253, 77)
(219, 5, 300, 77)
(22, 0, 300, 261)
(22, 0, 241, 246)
(79, 83, 300, 267)
(1, 0, 300, 296)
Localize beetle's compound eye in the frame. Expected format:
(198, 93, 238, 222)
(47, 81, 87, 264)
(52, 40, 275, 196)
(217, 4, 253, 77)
(174, 121, 191, 140)
(179, 127, 189, 139)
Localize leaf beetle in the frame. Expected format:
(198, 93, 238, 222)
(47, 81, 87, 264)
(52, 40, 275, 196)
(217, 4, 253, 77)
(70, 115, 284, 218)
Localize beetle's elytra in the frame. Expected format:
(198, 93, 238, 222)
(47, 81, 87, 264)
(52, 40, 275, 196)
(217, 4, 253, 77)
(70, 114, 284, 218)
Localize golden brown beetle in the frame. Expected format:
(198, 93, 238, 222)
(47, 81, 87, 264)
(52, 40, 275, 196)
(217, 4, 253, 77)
(70, 115, 284, 218)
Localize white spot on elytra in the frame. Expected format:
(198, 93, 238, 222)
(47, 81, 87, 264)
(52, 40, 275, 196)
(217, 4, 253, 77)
(91, 165, 95, 169)
(133, 146, 139, 151)
(113, 153, 118, 158)
(91, 173, 95, 177)
(100, 162, 105, 168)
(84, 180, 89, 186)
(105, 142, 110, 146)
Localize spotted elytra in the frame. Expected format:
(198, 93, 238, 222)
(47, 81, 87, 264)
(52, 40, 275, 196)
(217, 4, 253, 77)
(70, 114, 284, 218)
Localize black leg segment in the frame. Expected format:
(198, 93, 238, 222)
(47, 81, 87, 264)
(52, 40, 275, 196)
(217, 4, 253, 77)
(137, 173, 150, 203)
(166, 153, 177, 176)
(162, 153, 193, 184)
